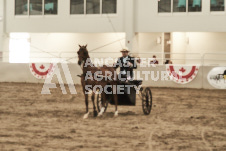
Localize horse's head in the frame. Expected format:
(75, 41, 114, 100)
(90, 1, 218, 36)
(77, 44, 89, 66)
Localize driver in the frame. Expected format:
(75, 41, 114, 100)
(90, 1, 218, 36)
(114, 48, 137, 81)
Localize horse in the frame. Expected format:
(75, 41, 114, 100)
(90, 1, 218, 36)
(77, 45, 118, 119)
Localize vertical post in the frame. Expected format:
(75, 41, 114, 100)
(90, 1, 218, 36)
(124, 0, 137, 53)
(84, 0, 86, 15)
(0, 0, 4, 61)
(161, 33, 165, 64)
(100, 0, 102, 14)
(42, 0, 44, 15)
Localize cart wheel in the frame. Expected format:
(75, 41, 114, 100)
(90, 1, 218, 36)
(96, 93, 108, 112)
(142, 87, 152, 115)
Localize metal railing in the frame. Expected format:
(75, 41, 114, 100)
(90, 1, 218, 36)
(0, 51, 226, 66)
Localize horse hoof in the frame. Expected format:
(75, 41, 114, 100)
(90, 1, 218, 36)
(83, 115, 88, 119)
(114, 111, 118, 117)
(93, 111, 98, 117)
(98, 113, 103, 117)
(83, 112, 89, 119)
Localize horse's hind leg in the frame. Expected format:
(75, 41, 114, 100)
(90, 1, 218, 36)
(98, 93, 106, 117)
(83, 93, 89, 119)
(91, 92, 98, 117)
(113, 94, 118, 117)
(111, 82, 118, 117)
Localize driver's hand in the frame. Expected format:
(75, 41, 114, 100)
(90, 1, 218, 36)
(128, 62, 133, 67)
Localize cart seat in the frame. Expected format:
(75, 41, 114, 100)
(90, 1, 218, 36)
(131, 80, 143, 86)
(117, 80, 142, 86)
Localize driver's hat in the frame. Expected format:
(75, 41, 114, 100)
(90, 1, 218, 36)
(120, 48, 130, 52)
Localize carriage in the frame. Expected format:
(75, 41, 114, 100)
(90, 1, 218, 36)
(77, 45, 152, 117)
(96, 80, 153, 115)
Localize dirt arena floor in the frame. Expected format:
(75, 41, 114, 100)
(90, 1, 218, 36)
(0, 83, 225, 151)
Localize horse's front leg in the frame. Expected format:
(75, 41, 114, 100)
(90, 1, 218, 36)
(91, 92, 98, 117)
(81, 78, 89, 119)
(83, 93, 89, 119)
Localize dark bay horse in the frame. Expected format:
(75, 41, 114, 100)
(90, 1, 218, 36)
(77, 45, 118, 119)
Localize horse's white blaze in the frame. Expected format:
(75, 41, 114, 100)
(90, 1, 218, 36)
(83, 112, 89, 119)
(80, 61, 84, 70)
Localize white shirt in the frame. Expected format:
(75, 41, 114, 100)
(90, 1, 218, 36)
(122, 56, 128, 64)
(121, 56, 128, 75)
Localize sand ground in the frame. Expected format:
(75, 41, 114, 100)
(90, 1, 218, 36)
(0, 83, 225, 151)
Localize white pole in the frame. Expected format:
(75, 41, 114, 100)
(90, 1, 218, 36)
(0, 0, 5, 57)
(124, 0, 136, 52)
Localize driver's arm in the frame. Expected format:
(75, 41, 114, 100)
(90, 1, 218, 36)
(129, 57, 137, 69)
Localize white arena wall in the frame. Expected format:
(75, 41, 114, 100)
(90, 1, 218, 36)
(1, 33, 126, 62)
(0, 62, 221, 90)
(0, 62, 82, 85)
(3, 0, 226, 54)
(2, 32, 226, 65)
(171, 32, 226, 65)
